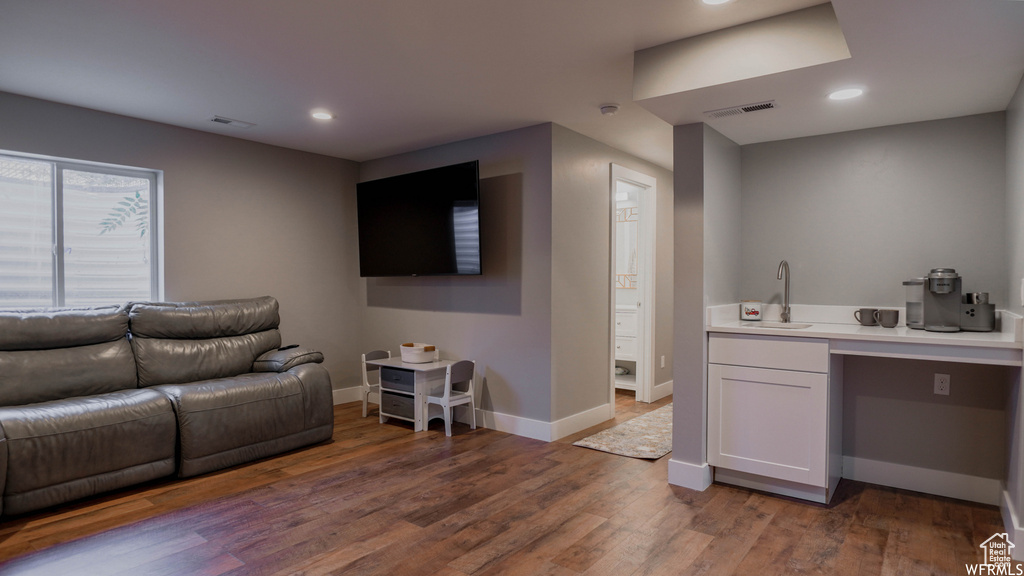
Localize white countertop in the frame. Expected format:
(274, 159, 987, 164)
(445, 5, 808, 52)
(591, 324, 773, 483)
(707, 304, 1023, 365)
(710, 319, 1020, 349)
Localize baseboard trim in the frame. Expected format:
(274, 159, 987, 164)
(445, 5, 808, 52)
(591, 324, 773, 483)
(668, 459, 713, 491)
(333, 387, 613, 444)
(714, 467, 831, 504)
(332, 387, 363, 405)
(475, 409, 552, 442)
(1001, 489, 1024, 561)
(843, 456, 1001, 505)
(551, 403, 614, 441)
(651, 379, 673, 402)
(335, 385, 553, 440)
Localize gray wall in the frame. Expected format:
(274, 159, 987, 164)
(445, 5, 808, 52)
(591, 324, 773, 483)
(1005, 73, 1024, 530)
(1008, 77, 1024, 317)
(551, 125, 674, 420)
(740, 113, 1007, 308)
(672, 124, 708, 465)
(357, 124, 554, 422)
(0, 91, 361, 386)
(671, 123, 742, 471)
(703, 127, 742, 306)
(735, 113, 1012, 481)
(842, 357, 1010, 479)
(359, 123, 673, 425)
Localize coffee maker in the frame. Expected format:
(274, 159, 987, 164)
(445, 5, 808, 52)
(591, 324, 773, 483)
(922, 268, 961, 332)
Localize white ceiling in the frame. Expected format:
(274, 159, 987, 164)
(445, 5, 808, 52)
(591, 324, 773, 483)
(1, 0, 1023, 171)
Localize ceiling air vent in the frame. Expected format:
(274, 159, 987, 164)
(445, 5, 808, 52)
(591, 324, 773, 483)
(209, 116, 256, 129)
(703, 100, 776, 119)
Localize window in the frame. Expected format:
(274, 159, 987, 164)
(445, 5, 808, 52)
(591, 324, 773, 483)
(0, 152, 161, 307)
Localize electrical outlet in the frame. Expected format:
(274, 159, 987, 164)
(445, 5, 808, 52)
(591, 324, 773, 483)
(660, 355, 665, 369)
(934, 373, 951, 396)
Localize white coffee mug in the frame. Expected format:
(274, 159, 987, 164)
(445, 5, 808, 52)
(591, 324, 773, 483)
(741, 300, 762, 321)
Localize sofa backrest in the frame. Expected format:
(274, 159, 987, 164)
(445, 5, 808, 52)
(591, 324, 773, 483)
(0, 306, 138, 406)
(128, 296, 283, 386)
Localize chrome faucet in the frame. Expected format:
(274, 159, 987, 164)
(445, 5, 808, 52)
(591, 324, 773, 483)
(777, 260, 791, 323)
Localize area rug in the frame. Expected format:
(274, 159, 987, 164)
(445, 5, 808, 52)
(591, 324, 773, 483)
(573, 403, 672, 459)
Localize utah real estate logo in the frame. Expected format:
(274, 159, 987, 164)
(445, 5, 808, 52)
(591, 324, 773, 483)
(967, 533, 1019, 575)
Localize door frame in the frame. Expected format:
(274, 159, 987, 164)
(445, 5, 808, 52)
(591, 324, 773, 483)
(609, 164, 657, 408)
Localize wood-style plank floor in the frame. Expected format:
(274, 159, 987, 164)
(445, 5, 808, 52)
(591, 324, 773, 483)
(0, 390, 1010, 575)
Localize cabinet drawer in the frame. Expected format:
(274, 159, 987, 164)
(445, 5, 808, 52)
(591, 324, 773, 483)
(614, 336, 636, 360)
(709, 333, 828, 373)
(380, 367, 415, 393)
(615, 312, 637, 337)
(381, 391, 415, 419)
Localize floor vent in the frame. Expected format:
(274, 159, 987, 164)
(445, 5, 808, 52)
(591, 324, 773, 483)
(209, 116, 256, 129)
(703, 100, 776, 119)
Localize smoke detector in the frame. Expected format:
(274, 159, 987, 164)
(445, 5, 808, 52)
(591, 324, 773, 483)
(599, 104, 620, 116)
(703, 100, 776, 119)
(209, 116, 256, 129)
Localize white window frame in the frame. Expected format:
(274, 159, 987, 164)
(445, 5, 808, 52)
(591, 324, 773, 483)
(0, 149, 164, 307)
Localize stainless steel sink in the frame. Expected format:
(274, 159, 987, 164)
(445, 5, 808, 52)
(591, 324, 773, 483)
(743, 321, 812, 329)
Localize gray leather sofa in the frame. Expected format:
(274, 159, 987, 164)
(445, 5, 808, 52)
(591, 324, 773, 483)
(0, 296, 333, 517)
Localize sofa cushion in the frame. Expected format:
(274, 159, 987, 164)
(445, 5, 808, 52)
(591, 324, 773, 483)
(132, 331, 282, 387)
(155, 372, 306, 477)
(0, 305, 128, 351)
(0, 340, 138, 406)
(0, 306, 137, 406)
(129, 297, 283, 386)
(128, 296, 279, 339)
(0, 388, 177, 516)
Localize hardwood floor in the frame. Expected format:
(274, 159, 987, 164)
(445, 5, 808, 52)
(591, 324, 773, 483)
(0, 391, 1010, 575)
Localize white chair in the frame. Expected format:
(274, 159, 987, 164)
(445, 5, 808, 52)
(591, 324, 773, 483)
(426, 360, 477, 436)
(361, 350, 391, 418)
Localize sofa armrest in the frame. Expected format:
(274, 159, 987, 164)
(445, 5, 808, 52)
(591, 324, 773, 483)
(253, 346, 324, 373)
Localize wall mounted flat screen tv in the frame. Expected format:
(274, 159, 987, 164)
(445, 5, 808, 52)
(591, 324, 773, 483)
(356, 160, 481, 277)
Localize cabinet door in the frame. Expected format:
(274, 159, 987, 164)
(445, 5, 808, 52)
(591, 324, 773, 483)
(708, 364, 828, 487)
(615, 311, 637, 337)
(614, 336, 636, 360)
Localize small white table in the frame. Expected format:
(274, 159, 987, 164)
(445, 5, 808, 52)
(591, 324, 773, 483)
(366, 357, 455, 432)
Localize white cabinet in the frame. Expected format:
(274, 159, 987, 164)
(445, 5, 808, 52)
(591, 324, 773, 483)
(707, 333, 842, 503)
(614, 309, 638, 391)
(614, 310, 637, 361)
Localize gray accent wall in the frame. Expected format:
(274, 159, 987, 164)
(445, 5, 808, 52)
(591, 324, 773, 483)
(358, 124, 674, 425)
(0, 91, 361, 387)
(551, 125, 674, 420)
(358, 124, 554, 423)
(703, 127, 742, 307)
(1009, 76, 1024, 317)
(740, 113, 1007, 308)
(733, 113, 1012, 483)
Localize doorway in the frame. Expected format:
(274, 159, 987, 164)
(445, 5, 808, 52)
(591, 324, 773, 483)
(610, 164, 656, 404)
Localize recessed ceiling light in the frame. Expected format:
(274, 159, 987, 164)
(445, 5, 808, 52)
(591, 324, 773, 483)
(828, 88, 864, 101)
(311, 110, 335, 120)
(702, 0, 732, 5)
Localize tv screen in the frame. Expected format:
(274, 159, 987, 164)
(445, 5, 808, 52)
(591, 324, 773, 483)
(356, 160, 481, 277)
